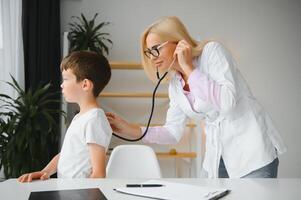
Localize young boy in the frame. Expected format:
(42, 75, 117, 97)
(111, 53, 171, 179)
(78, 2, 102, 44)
(18, 51, 112, 182)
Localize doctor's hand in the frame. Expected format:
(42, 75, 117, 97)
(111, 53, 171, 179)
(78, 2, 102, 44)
(106, 112, 142, 139)
(18, 171, 50, 183)
(174, 40, 195, 77)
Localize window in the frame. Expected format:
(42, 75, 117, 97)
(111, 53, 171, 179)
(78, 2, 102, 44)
(0, 1, 3, 49)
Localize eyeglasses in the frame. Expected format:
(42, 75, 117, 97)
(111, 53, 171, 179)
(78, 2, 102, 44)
(144, 41, 169, 59)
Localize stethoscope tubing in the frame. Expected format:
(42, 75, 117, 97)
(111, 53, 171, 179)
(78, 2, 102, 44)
(112, 58, 176, 141)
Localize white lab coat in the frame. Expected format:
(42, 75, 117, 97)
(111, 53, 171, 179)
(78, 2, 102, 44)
(164, 42, 287, 178)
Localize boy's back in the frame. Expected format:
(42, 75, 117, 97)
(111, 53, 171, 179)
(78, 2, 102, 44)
(58, 108, 112, 178)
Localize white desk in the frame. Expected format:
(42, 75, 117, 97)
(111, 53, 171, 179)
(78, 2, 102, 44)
(0, 178, 300, 200)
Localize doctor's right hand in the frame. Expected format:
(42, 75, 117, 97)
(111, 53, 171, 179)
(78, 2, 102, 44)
(18, 171, 50, 183)
(105, 112, 142, 138)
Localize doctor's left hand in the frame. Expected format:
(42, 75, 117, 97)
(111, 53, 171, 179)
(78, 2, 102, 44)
(174, 40, 195, 77)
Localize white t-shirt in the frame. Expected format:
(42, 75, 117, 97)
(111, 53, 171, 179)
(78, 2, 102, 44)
(57, 108, 112, 178)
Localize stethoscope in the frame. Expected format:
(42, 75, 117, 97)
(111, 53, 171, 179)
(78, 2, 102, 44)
(112, 58, 176, 142)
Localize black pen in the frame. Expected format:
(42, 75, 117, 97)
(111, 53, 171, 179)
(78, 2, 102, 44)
(126, 184, 164, 187)
(208, 190, 231, 200)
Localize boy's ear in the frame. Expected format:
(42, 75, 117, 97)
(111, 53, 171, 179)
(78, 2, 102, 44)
(82, 79, 94, 92)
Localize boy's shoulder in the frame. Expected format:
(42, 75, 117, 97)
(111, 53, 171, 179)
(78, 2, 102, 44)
(72, 108, 106, 124)
(81, 108, 106, 121)
(70, 107, 112, 135)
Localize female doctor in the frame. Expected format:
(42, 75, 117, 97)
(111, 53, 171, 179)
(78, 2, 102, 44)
(106, 16, 287, 178)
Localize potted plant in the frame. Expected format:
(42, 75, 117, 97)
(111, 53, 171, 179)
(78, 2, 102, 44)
(68, 13, 113, 55)
(0, 76, 65, 178)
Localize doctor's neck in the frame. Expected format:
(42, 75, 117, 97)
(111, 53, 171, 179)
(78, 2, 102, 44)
(176, 68, 189, 83)
(181, 73, 189, 84)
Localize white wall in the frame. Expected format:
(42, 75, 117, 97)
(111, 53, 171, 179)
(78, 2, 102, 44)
(61, 0, 301, 178)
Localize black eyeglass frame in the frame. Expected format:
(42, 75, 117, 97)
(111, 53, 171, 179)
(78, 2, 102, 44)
(143, 41, 169, 59)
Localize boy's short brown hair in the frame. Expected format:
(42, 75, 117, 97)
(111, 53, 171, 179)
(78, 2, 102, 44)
(60, 51, 111, 97)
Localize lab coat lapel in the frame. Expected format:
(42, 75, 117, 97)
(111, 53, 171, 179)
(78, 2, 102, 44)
(171, 75, 203, 120)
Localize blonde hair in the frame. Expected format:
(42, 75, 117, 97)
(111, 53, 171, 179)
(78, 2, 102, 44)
(141, 16, 208, 82)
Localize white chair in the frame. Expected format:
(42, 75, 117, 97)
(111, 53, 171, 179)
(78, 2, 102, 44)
(106, 145, 162, 178)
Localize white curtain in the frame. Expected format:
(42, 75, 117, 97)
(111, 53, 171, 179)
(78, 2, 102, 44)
(0, 0, 23, 180)
(0, 0, 24, 98)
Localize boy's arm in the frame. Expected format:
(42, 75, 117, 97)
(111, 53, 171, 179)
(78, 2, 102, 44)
(18, 153, 60, 182)
(88, 143, 106, 178)
(41, 153, 60, 176)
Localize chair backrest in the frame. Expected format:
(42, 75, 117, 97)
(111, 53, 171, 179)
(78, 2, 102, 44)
(106, 145, 162, 178)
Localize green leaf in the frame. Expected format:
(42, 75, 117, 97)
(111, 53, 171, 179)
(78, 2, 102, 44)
(6, 74, 24, 95)
(0, 76, 63, 178)
(68, 12, 112, 55)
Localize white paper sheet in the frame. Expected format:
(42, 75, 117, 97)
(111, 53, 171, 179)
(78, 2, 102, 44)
(114, 180, 230, 200)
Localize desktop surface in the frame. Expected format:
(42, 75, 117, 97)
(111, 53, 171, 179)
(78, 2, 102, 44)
(1, 178, 301, 200)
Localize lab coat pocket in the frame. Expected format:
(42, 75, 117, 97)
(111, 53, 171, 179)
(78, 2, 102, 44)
(227, 110, 253, 138)
(226, 109, 264, 152)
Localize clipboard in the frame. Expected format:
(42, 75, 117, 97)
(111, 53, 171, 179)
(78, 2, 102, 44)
(29, 188, 107, 200)
(114, 180, 230, 200)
